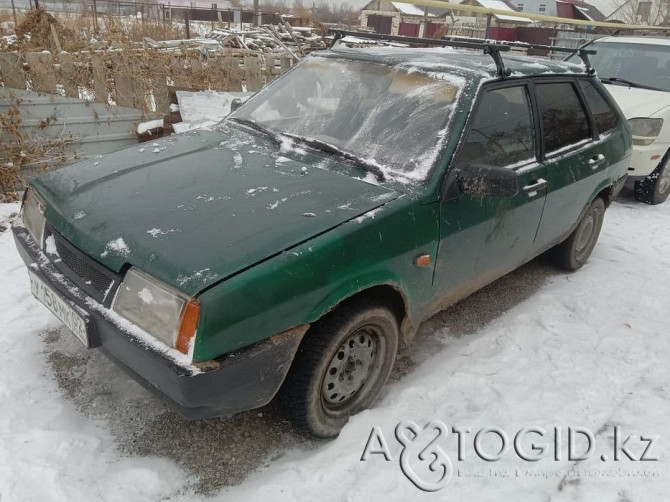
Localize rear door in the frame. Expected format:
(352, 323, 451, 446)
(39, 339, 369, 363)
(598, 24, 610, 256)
(532, 79, 612, 250)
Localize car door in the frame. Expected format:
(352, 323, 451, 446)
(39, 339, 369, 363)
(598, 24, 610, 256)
(532, 79, 612, 251)
(433, 82, 547, 301)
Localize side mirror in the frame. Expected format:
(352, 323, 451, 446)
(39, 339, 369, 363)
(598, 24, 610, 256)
(230, 98, 244, 114)
(448, 163, 519, 198)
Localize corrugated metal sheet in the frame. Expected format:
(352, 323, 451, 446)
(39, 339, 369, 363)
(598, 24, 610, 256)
(0, 88, 142, 166)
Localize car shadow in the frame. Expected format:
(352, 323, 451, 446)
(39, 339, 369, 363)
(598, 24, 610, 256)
(43, 254, 561, 495)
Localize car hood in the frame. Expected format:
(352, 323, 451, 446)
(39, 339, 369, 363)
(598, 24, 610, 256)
(603, 84, 670, 119)
(33, 126, 399, 296)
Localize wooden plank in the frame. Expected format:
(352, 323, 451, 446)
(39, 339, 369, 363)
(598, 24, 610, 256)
(92, 55, 107, 104)
(223, 54, 243, 92)
(244, 55, 263, 92)
(0, 52, 25, 89)
(280, 56, 292, 75)
(50, 24, 62, 54)
(170, 56, 184, 87)
(26, 52, 56, 94)
(112, 55, 133, 108)
(130, 60, 147, 111)
(58, 52, 79, 98)
(150, 64, 169, 114)
(263, 55, 274, 82)
(191, 58, 203, 78)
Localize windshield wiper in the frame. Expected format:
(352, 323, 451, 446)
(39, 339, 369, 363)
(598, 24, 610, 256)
(228, 117, 277, 141)
(600, 77, 664, 92)
(283, 134, 386, 181)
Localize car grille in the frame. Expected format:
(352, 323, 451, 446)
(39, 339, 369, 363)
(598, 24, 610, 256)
(48, 228, 120, 305)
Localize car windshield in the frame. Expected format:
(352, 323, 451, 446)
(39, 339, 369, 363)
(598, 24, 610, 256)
(230, 57, 464, 182)
(577, 41, 670, 92)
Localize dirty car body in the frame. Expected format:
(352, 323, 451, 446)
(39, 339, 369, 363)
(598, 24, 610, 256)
(13, 45, 631, 430)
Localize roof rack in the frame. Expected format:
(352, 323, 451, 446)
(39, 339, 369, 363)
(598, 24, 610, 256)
(328, 30, 597, 78)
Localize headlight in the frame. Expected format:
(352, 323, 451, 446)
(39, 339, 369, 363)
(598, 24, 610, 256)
(112, 267, 200, 355)
(22, 188, 46, 247)
(628, 118, 663, 146)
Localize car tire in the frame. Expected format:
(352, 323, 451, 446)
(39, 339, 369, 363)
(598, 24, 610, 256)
(550, 197, 606, 271)
(280, 300, 399, 438)
(635, 150, 670, 205)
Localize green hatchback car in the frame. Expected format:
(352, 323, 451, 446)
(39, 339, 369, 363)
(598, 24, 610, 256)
(13, 40, 630, 437)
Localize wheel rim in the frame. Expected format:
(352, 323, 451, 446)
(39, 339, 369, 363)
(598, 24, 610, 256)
(657, 159, 670, 196)
(321, 325, 385, 412)
(574, 205, 602, 262)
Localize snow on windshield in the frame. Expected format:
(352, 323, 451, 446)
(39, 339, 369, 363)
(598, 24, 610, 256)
(232, 57, 465, 183)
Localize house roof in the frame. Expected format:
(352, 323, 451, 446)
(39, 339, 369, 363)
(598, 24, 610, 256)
(391, 2, 435, 16)
(461, 0, 533, 23)
(556, 0, 606, 22)
(389, 2, 451, 17)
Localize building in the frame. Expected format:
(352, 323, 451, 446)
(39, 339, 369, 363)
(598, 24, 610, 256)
(511, 0, 606, 21)
(360, 1, 451, 38)
(458, 0, 534, 24)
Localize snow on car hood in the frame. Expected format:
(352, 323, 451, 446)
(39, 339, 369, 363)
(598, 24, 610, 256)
(32, 127, 399, 296)
(604, 84, 670, 119)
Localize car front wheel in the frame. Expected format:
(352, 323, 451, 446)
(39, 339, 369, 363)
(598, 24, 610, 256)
(280, 300, 399, 438)
(550, 197, 606, 271)
(635, 150, 670, 205)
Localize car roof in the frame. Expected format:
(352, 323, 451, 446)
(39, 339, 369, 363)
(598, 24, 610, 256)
(594, 36, 670, 46)
(323, 45, 588, 82)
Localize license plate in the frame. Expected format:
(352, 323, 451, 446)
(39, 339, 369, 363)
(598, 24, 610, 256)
(28, 270, 90, 347)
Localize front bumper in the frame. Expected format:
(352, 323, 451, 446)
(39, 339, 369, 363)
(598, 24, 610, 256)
(628, 142, 669, 179)
(12, 224, 306, 419)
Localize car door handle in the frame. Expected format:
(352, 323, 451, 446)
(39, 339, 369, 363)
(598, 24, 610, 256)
(523, 178, 547, 196)
(588, 154, 606, 170)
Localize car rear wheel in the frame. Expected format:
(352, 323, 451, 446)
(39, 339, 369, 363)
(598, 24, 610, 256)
(550, 197, 605, 271)
(280, 300, 399, 438)
(635, 150, 670, 205)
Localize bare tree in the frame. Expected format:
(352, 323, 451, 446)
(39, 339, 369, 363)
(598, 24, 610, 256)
(608, 0, 670, 26)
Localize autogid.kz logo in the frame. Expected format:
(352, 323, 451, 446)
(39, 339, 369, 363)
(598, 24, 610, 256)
(362, 421, 453, 492)
(360, 421, 660, 492)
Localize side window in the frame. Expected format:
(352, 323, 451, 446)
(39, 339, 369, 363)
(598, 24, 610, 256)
(456, 86, 535, 168)
(578, 80, 619, 134)
(536, 82, 591, 154)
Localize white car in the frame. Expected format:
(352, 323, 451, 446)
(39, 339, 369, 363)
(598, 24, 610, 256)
(570, 36, 670, 204)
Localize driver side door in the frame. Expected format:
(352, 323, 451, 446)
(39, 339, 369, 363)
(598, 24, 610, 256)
(433, 82, 547, 301)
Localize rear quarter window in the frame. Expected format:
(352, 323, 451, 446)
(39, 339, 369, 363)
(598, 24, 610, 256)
(578, 80, 619, 134)
(536, 82, 591, 154)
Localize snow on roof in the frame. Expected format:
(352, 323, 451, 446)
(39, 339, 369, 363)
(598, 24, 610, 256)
(462, 0, 533, 23)
(575, 5, 595, 21)
(391, 2, 436, 17)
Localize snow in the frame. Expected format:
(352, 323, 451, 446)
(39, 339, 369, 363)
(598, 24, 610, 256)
(475, 0, 534, 22)
(44, 235, 58, 256)
(1, 196, 670, 500)
(391, 2, 435, 17)
(175, 91, 252, 133)
(100, 238, 130, 258)
(353, 207, 383, 224)
(137, 288, 155, 305)
(137, 119, 164, 135)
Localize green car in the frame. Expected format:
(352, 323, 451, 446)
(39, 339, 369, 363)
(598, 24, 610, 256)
(13, 42, 630, 437)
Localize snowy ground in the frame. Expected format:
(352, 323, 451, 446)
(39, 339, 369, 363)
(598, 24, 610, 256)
(0, 191, 668, 501)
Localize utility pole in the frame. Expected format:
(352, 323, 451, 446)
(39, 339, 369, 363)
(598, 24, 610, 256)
(253, 0, 259, 26)
(10, 0, 17, 26)
(421, 6, 428, 37)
